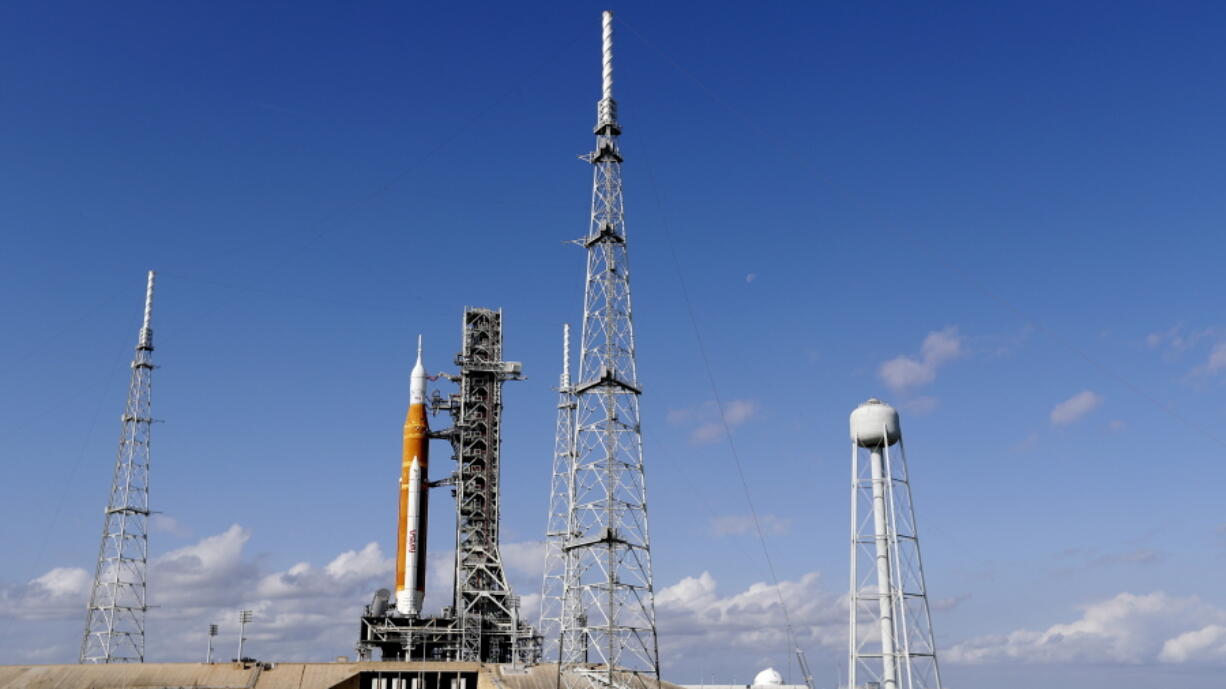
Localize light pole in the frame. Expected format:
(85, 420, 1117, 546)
(237, 611, 253, 661)
(206, 624, 218, 663)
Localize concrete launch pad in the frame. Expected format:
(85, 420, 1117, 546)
(0, 661, 681, 689)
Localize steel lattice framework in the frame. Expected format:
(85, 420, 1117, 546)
(849, 405, 943, 689)
(445, 308, 531, 662)
(539, 324, 576, 660)
(556, 11, 661, 689)
(81, 271, 157, 664)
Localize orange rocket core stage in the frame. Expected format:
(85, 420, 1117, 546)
(396, 404, 429, 600)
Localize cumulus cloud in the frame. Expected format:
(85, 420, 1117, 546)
(667, 399, 760, 445)
(655, 570, 845, 670)
(709, 514, 790, 537)
(1050, 390, 1102, 426)
(1160, 625, 1226, 663)
(947, 592, 1226, 666)
(878, 327, 963, 391)
(0, 567, 92, 621)
(0, 525, 400, 663)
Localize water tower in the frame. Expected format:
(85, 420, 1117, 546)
(848, 399, 943, 689)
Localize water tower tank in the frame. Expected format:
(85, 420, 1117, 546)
(850, 398, 901, 447)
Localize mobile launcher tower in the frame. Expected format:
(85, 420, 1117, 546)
(357, 309, 540, 664)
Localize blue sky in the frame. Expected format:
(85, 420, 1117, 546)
(2, 1, 1225, 687)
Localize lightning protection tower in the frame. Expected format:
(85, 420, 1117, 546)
(81, 271, 157, 664)
(539, 324, 575, 660)
(556, 11, 661, 689)
(848, 399, 943, 689)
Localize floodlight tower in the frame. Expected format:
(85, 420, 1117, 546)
(237, 610, 253, 661)
(206, 624, 218, 663)
(848, 399, 943, 689)
(81, 271, 157, 664)
(539, 324, 576, 660)
(558, 10, 661, 689)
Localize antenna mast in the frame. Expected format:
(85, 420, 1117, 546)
(81, 270, 157, 663)
(540, 324, 576, 659)
(557, 11, 661, 688)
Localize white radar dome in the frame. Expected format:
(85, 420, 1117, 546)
(850, 398, 901, 447)
(752, 668, 784, 686)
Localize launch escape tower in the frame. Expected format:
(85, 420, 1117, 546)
(81, 271, 157, 664)
(542, 11, 662, 688)
(358, 308, 539, 663)
(849, 399, 943, 689)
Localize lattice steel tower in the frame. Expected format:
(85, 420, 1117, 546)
(81, 270, 157, 664)
(557, 11, 661, 688)
(444, 308, 530, 662)
(539, 324, 575, 660)
(849, 399, 943, 689)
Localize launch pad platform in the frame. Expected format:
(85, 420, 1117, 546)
(0, 661, 681, 689)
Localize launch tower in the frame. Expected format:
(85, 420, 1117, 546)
(81, 271, 157, 664)
(545, 10, 662, 688)
(358, 308, 539, 664)
(848, 399, 943, 689)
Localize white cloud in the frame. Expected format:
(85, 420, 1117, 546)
(669, 399, 761, 446)
(1160, 625, 1226, 663)
(709, 514, 790, 537)
(1050, 390, 1102, 426)
(655, 570, 846, 670)
(499, 541, 546, 580)
(0, 567, 92, 621)
(32, 568, 90, 598)
(0, 525, 401, 663)
(878, 327, 963, 391)
(946, 592, 1226, 666)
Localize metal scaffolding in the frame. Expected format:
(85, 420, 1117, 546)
(447, 308, 530, 662)
(81, 271, 157, 664)
(555, 11, 661, 689)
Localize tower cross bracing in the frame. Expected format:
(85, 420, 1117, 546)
(552, 11, 661, 689)
(81, 270, 157, 664)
